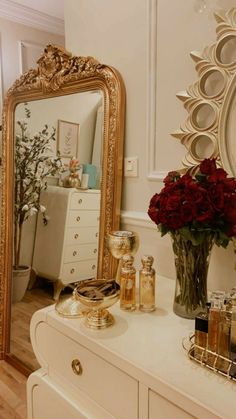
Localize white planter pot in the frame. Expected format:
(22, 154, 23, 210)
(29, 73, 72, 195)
(12, 266, 31, 303)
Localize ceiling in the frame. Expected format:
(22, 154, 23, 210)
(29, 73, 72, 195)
(8, 0, 64, 20)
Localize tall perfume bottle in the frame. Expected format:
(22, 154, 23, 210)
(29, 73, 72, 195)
(216, 301, 231, 373)
(194, 311, 209, 361)
(139, 255, 156, 312)
(207, 295, 224, 367)
(120, 255, 136, 311)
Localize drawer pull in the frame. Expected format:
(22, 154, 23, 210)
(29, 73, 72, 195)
(76, 216, 80, 222)
(93, 248, 97, 254)
(70, 268, 75, 274)
(74, 233, 79, 239)
(95, 232, 98, 237)
(78, 199, 83, 204)
(71, 359, 82, 376)
(73, 251, 77, 256)
(92, 265, 96, 270)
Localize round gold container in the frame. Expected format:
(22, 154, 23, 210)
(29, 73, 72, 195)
(75, 279, 120, 329)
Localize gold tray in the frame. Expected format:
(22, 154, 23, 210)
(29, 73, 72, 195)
(183, 334, 236, 381)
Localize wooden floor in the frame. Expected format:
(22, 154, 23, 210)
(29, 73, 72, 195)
(11, 285, 54, 372)
(0, 361, 27, 419)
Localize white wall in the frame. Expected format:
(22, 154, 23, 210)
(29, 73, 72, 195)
(0, 16, 64, 95)
(64, 0, 236, 291)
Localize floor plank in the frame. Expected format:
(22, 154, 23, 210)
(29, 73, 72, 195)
(10, 285, 54, 372)
(0, 361, 27, 419)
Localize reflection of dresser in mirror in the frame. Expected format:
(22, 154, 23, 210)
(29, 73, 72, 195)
(32, 186, 101, 299)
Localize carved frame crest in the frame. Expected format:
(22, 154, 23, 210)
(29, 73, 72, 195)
(0, 45, 125, 361)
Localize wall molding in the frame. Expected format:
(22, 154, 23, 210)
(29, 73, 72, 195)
(0, 0, 64, 36)
(146, 0, 167, 182)
(121, 210, 156, 229)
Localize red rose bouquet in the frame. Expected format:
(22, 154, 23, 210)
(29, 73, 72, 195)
(148, 158, 236, 318)
(148, 158, 236, 247)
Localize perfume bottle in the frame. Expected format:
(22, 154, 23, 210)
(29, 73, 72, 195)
(194, 311, 208, 361)
(139, 255, 155, 312)
(120, 254, 136, 311)
(207, 296, 224, 368)
(216, 302, 231, 374)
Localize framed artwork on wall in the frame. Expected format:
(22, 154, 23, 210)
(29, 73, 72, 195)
(57, 119, 80, 158)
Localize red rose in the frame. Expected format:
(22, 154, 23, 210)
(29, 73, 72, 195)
(208, 168, 227, 183)
(181, 202, 196, 223)
(199, 158, 217, 175)
(165, 193, 182, 211)
(195, 199, 214, 222)
(208, 184, 225, 211)
(163, 171, 180, 185)
(222, 178, 236, 193)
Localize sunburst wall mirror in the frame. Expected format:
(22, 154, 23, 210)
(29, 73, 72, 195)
(172, 7, 236, 177)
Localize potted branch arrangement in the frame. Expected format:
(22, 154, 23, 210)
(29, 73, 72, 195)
(13, 104, 62, 302)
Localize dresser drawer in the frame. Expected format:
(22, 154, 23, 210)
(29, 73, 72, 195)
(35, 323, 138, 419)
(64, 243, 98, 263)
(66, 227, 99, 245)
(61, 260, 97, 284)
(149, 389, 194, 419)
(70, 192, 100, 210)
(68, 210, 100, 227)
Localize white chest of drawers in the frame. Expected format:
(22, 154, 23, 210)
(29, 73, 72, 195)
(33, 186, 100, 298)
(28, 276, 236, 419)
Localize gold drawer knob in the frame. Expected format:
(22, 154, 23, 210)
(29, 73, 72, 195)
(92, 265, 96, 270)
(93, 248, 97, 254)
(76, 216, 80, 222)
(74, 233, 79, 239)
(71, 359, 82, 375)
(73, 251, 77, 256)
(78, 199, 83, 204)
(70, 268, 75, 274)
(95, 232, 98, 237)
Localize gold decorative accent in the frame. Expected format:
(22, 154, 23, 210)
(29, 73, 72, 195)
(71, 359, 83, 375)
(106, 231, 139, 283)
(0, 44, 125, 357)
(172, 8, 236, 172)
(75, 279, 120, 329)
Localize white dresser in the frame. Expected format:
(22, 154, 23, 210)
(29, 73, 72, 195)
(33, 186, 100, 299)
(27, 276, 236, 419)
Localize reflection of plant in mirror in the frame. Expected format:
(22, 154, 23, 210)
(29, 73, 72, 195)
(14, 104, 63, 269)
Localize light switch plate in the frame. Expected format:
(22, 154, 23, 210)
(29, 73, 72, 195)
(124, 156, 138, 177)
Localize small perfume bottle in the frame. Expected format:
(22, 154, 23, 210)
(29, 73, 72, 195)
(120, 254, 136, 311)
(194, 311, 208, 361)
(139, 255, 156, 312)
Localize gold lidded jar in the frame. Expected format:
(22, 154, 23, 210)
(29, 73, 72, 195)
(120, 254, 136, 311)
(139, 255, 156, 312)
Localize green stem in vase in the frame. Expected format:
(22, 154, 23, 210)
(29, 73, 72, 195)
(171, 231, 213, 317)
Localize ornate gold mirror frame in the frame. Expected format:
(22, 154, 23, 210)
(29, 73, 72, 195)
(0, 45, 125, 363)
(172, 8, 236, 174)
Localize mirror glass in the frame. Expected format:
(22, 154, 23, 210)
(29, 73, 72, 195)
(11, 90, 104, 371)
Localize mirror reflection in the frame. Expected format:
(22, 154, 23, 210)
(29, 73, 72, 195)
(11, 90, 104, 371)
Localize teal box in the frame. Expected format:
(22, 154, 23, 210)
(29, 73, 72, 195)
(83, 164, 97, 189)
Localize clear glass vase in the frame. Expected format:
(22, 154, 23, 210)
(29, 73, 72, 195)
(171, 231, 214, 319)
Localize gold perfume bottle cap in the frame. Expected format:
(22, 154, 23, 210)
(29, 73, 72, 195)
(141, 255, 154, 269)
(122, 254, 134, 268)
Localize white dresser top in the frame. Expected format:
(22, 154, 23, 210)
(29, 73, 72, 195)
(32, 276, 236, 419)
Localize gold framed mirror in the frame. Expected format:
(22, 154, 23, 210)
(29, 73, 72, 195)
(172, 7, 236, 175)
(0, 44, 125, 373)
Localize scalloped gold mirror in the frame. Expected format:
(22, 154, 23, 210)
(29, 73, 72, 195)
(172, 7, 236, 175)
(0, 44, 125, 374)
